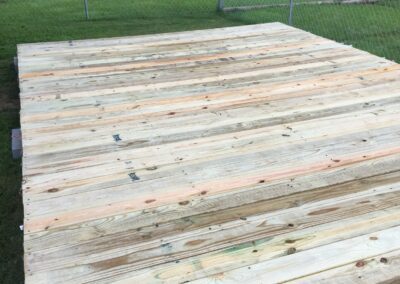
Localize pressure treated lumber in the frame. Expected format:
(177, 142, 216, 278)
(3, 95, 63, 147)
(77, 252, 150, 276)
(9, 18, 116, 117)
(18, 23, 400, 283)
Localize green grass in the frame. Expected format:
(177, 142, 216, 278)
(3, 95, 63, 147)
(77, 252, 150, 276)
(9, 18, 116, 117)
(0, 0, 399, 282)
(224, 2, 400, 62)
(0, 112, 23, 284)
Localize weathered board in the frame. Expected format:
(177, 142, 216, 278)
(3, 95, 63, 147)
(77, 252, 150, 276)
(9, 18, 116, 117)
(18, 23, 400, 283)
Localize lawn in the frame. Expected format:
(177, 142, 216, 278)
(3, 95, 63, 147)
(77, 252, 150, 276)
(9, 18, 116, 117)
(224, 1, 400, 61)
(0, 0, 398, 282)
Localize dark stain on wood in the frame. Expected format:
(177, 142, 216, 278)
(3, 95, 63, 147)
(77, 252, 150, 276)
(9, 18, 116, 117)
(141, 233, 152, 240)
(185, 239, 208, 246)
(355, 260, 365, 267)
(146, 166, 158, 171)
(287, 247, 297, 255)
(308, 207, 340, 215)
(92, 255, 130, 270)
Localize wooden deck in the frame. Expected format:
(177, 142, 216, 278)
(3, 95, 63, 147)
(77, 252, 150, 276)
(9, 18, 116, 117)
(18, 23, 400, 283)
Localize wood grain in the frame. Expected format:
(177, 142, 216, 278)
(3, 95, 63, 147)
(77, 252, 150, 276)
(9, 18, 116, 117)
(19, 23, 400, 283)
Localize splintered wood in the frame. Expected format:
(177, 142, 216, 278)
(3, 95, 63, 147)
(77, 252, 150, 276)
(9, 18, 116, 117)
(18, 23, 400, 283)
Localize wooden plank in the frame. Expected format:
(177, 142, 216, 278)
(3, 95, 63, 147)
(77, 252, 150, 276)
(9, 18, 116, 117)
(24, 174, 400, 280)
(17, 23, 289, 56)
(21, 101, 400, 186)
(287, 249, 400, 283)
(18, 23, 400, 283)
(191, 225, 400, 284)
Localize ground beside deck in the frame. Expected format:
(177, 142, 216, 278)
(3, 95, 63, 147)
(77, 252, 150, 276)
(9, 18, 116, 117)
(18, 23, 400, 283)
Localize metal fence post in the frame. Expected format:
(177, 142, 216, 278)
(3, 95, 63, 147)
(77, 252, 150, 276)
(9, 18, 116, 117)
(288, 0, 294, 25)
(84, 0, 89, 20)
(217, 0, 225, 12)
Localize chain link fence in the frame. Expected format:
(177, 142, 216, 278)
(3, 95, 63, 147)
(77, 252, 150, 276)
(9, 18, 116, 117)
(0, 0, 398, 64)
(222, 0, 399, 62)
(0, 0, 398, 61)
